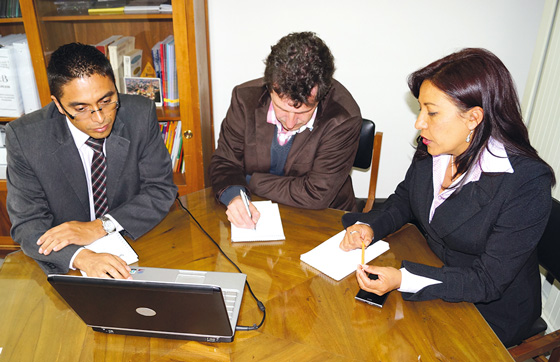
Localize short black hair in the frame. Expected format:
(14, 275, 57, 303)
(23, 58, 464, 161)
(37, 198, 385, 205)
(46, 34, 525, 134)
(47, 42, 115, 100)
(264, 32, 335, 108)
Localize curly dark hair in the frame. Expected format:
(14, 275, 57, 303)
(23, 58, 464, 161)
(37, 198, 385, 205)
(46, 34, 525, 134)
(408, 47, 555, 185)
(47, 42, 116, 100)
(264, 32, 335, 108)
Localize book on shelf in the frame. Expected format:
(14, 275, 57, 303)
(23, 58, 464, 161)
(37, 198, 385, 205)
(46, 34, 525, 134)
(151, 39, 163, 81)
(0, 125, 6, 147)
(0, 34, 26, 118)
(123, 49, 142, 78)
(159, 120, 184, 172)
(108, 36, 135, 92)
(151, 35, 179, 108)
(13, 39, 41, 115)
(164, 37, 179, 107)
(0, 146, 6, 164)
(88, 0, 125, 15)
(0, 0, 21, 18)
(124, 0, 169, 14)
(0, 143, 6, 180)
(95, 35, 122, 56)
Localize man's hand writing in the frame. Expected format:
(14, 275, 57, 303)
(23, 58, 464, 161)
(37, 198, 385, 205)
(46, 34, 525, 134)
(226, 196, 261, 229)
(37, 219, 106, 255)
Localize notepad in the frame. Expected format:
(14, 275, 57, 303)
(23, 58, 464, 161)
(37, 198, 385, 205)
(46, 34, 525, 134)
(231, 201, 285, 242)
(80, 232, 139, 276)
(300, 230, 390, 281)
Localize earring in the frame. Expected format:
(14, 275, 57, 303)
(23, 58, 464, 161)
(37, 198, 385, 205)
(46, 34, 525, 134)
(466, 130, 474, 143)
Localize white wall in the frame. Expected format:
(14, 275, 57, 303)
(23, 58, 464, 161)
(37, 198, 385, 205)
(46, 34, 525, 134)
(207, 0, 545, 199)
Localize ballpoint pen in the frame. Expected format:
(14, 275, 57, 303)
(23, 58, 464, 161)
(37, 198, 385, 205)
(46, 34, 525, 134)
(240, 189, 256, 230)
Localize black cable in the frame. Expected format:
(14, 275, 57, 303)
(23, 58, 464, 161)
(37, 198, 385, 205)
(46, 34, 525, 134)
(175, 196, 266, 331)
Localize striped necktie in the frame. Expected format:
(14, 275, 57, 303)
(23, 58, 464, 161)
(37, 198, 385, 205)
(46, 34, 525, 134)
(85, 137, 109, 218)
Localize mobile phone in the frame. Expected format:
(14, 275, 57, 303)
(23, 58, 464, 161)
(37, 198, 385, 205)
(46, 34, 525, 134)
(354, 273, 389, 308)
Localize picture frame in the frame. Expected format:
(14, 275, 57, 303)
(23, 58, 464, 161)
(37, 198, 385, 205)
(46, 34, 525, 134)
(123, 77, 162, 107)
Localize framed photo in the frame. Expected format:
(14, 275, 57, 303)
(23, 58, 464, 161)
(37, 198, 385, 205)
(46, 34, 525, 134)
(123, 77, 162, 107)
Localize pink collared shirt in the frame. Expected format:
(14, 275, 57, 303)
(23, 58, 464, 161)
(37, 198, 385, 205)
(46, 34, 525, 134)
(266, 102, 317, 146)
(429, 137, 514, 222)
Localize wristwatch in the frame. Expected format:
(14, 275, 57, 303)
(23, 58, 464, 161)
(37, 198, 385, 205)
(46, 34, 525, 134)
(100, 215, 116, 234)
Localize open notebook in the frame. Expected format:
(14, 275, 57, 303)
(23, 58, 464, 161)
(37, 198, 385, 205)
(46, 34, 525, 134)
(231, 201, 285, 242)
(300, 230, 390, 281)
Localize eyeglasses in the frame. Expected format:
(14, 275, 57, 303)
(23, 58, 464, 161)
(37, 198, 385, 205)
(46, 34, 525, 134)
(58, 99, 120, 121)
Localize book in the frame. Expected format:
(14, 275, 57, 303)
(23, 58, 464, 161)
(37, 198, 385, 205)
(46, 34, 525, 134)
(95, 35, 122, 56)
(164, 37, 179, 107)
(0, 146, 6, 164)
(0, 37, 24, 117)
(12, 39, 41, 114)
(170, 121, 182, 171)
(108, 36, 135, 92)
(88, 7, 125, 15)
(151, 39, 163, 81)
(231, 201, 286, 242)
(123, 48, 142, 78)
(300, 230, 390, 281)
(0, 125, 5, 147)
(159, 36, 170, 105)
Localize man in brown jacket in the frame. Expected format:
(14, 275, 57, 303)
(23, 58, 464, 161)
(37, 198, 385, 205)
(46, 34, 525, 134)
(209, 32, 362, 229)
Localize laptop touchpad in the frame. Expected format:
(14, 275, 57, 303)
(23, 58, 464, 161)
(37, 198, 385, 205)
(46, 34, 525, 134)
(175, 273, 205, 284)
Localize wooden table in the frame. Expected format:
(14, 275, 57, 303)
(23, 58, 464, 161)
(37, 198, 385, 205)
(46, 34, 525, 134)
(0, 188, 513, 361)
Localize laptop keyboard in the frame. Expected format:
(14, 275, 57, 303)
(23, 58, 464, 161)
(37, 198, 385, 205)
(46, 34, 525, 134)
(222, 289, 238, 320)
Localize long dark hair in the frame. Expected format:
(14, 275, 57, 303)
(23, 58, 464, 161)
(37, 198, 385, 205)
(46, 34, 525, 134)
(407, 48, 555, 185)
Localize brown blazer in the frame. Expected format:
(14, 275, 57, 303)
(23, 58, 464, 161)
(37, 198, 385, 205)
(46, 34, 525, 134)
(209, 78, 362, 211)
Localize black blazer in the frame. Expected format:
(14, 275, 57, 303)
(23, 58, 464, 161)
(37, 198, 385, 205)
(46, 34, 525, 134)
(6, 95, 177, 274)
(342, 153, 552, 347)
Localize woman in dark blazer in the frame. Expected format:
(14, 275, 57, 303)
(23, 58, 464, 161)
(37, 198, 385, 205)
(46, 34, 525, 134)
(340, 48, 555, 347)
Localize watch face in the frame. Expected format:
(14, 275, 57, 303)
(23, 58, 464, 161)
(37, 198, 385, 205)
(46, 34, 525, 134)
(102, 218, 115, 233)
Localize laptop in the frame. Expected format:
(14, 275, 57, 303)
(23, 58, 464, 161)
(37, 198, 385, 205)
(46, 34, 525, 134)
(47, 266, 247, 342)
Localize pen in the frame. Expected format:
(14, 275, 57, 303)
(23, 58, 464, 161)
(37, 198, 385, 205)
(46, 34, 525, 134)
(240, 190, 256, 230)
(361, 241, 365, 265)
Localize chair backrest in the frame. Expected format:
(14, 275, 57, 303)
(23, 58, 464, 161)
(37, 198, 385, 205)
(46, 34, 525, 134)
(354, 119, 375, 169)
(353, 119, 383, 213)
(538, 198, 560, 280)
(509, 197, 560, 362)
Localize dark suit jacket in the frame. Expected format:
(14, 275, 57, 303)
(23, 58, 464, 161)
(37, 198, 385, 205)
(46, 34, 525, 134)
(342, 153, 552, 347)
(209, 78, 362, 211)
(6, 94, 177, 274)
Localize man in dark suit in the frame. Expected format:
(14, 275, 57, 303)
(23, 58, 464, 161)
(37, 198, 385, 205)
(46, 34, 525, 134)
(209, 32, 362, 229)
(5, 43, 177, 278)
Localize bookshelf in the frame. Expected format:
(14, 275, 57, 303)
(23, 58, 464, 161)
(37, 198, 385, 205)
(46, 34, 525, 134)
(0, 13, 25, 254)
(0, 0, 214, 253)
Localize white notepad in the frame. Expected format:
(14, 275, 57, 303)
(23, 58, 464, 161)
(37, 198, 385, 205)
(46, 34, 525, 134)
(80, 232, 139, 276)
(231, 201, 285, 242)
(300, 230, 390, 281)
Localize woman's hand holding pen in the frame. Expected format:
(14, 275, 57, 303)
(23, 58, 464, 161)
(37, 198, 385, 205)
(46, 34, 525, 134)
(226, 196, 261, 229)
(339, 224, 374, 251)
(357, 264, 402, 295)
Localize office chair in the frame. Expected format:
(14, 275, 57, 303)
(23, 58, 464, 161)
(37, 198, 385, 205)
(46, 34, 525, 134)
(353, 119, 383, 213)
(509, 197, 560, 362)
